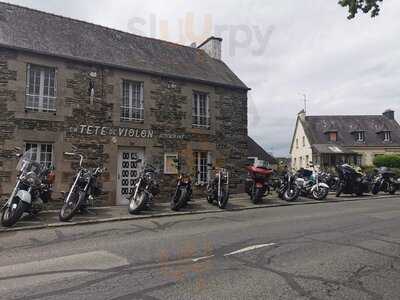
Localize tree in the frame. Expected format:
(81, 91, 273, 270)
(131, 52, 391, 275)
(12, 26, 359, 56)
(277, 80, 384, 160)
(339, 0, 383, 19)
(373, 154, 400, 169)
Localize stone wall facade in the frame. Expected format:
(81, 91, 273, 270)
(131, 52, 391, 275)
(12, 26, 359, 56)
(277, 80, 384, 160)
(0, 48, 248, 205)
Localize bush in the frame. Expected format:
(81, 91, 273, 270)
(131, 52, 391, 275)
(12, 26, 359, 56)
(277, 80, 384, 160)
(373, 154, 400, 168)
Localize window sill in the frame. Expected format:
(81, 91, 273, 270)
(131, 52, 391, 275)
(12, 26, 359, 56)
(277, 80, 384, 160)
(120, 119, 145, 125)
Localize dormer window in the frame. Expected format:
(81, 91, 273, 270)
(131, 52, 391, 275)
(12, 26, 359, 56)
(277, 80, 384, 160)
(355, 131, 365, 142)
(329, 132, 337, 142)
(384, 131, 391, 142)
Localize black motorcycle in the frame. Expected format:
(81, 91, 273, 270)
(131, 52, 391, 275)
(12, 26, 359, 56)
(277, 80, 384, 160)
(128, 160, 160, 214)
(170, 159, 193, 211)
(319, 172, 339, 192)
(371, 167, 397, 195)
(59, 152, 105, 222)
(207, 165, 229, 209)
(278, 171, 299, 202)
(1, 148, 55, 227)
(336, 164, 371, 197)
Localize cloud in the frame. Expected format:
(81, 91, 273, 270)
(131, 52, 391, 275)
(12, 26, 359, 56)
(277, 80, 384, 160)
(7, 0, 400, 156)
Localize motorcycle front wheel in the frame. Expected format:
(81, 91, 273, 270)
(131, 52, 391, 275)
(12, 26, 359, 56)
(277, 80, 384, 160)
(217, 190, 229, 209)
(283, 186, 298, 202)
(312, 187, 329, 200)
(1, 198, 29, 227)
(371, 183, 380, 195)
(336, 182, 344, 197)
(59, 187, 83, 222)
(128, 190, 147, 214)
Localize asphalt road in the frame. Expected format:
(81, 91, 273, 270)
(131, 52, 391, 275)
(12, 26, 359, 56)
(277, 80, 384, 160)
(1, 197, 400, 299)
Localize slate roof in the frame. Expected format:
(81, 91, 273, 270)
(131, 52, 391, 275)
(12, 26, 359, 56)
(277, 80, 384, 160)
(0, 2, 248, 90)
(301, 114, 400, 148)
(247, 136, 277, 164)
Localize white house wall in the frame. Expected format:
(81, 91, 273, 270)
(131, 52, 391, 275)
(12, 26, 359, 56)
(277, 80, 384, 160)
(290, 120, 313, 170)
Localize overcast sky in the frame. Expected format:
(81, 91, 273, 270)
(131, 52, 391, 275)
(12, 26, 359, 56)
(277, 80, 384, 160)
(7, 0, 400, 156)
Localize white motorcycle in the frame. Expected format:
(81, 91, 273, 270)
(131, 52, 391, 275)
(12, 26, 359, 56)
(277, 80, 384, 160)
(1, 148, 55, 227)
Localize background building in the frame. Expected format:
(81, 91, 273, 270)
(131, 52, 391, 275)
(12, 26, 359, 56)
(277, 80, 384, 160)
(0, 3, 249, 205)
(247, 136, 277, 168)
(290, 109, 400, 170)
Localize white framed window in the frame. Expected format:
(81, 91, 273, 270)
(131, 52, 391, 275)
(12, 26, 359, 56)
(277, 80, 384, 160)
(192, 92, 210, 128)
(384, 131, 391, 142)
(121, 80, 144, 121)
(296, 138, 299, 149)
(302, 136, 305, 147)
(25, 143, 54, 168)
(194, 151, 211, 184)
(164, 153, 179, 175)
(26, 64, 57, 112)
(355, 131, 365, 142)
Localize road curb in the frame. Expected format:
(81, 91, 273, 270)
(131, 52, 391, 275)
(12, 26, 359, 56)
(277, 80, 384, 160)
(0, 194, 397, 233)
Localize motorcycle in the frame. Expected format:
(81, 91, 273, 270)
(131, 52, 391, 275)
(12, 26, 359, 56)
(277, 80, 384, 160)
(1, 148, 55, 227)
(277, 171, 299, 202)
(170, 158, 193, 211)
(336, 164, 371, 197)
(245, 161, 274, 204)
(319, 172, 340, 192)
(371, 167, 397, 195)
(59, 151, 105, 222)
(206, 164, 229, 209)
(128, 160, 160, 214)
(295, 166, 330, 200)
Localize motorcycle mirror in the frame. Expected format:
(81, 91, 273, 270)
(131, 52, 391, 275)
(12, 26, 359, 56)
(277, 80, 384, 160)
(71, 145, 78, 151)
(207, 163, 213, 167)
(14, 146, 22, 151)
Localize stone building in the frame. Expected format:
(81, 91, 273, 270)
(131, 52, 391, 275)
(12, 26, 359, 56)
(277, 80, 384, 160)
(290, 109, 400, 170)
(0, 3, 249, 205)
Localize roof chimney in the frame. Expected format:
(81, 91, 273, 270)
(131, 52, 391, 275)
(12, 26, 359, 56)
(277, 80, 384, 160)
(298, 109, 306, 121)
(383, 109, 395, 120)
(197, 36, 222, 60)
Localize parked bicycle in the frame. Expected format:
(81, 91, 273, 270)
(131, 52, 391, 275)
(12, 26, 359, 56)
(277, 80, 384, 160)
(59, 151, 105, 222)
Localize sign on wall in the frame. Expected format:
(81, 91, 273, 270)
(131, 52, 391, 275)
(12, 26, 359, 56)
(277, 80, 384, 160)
(69, 125, 154, 139)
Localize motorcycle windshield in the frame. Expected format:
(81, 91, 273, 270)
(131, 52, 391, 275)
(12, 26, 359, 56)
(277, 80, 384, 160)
(16, 148, 42, 175)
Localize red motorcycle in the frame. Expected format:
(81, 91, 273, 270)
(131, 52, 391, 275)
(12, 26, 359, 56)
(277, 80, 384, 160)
(245, 163, 274, 203)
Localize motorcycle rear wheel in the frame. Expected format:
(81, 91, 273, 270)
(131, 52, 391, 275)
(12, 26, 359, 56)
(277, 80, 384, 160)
(1, 198, 29, 227)
(170, 187, 187, 211)
(251, 187, 263, 204)
(128, 191, 147, 214)
(389, 183, 397, 195)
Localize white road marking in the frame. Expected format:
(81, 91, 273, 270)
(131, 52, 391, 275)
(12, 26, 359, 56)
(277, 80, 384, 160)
(224, 243, 276, 257)
(0, 251, 129, 292)
(192, 255, 215, 262)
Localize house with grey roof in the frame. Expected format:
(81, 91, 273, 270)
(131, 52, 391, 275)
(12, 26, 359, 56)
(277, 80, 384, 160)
(290, 109, 400, 170)
(247, 136, 277, 167)
(0, 2, 249, 204)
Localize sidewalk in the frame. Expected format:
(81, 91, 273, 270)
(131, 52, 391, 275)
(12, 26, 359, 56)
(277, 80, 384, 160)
(0, 193, 397, 232)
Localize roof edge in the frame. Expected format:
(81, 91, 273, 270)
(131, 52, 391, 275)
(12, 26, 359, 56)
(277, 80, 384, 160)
(0, 44, 250, 91)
